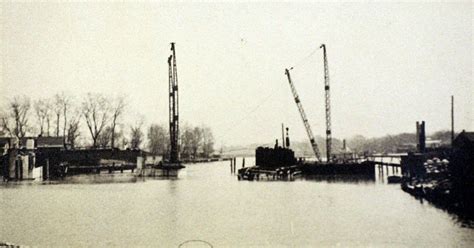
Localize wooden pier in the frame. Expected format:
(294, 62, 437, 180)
(237, 165, 301, 181)
(67, 163, 136, 175)
(365, 154, 403, 167)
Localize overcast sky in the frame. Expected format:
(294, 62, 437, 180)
(1, 1, 472, 147)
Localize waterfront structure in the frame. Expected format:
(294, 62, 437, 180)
(453, 130, 474, 151)
(451, 130, 474, 183)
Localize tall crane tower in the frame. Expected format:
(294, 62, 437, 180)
(320, 44, 332, 162)
(168, 43, 180, 164)
(285, 68, 322, 162)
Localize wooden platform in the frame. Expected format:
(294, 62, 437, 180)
(237, 165, 301, 181)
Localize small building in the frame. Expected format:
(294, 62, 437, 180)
(450, 130, 474, 184)
(0, 137, 35, 181)
(453, 130, 474, 152)
(401, 152, 425, 179)
(425, 138, 442, 149)
(1, 136, 64, 181)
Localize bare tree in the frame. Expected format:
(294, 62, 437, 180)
(201, 126, 215, 158)
(53, 94, 63, 137)
(66, 107, 81, 149)
(97, 126, 113, 148)
(110, 96, 126, 149)
(191, 127, 202, 158)
(130, 118, 144, 150)
(44, 99, 52, 136)
(82, 93, 110, 148)
(1, 96, 31, 141)
(180, 125, 194, 158)
(67, 119, 80, 149)
(147, 124, 168, 156)
(34, 98, 49, 136)
(60, 93, 72, 145)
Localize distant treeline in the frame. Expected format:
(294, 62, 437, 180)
(147, 124, 215, 159)
(222, 130, 454, 157)
(346, 130, 454, 154)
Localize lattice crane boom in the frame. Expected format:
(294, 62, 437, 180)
(285, 68, 322, 161)
(320, 44, 332, 162)
(168, 43, 180, 163)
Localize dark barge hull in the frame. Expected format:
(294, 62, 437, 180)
(301, 160, 375, 176)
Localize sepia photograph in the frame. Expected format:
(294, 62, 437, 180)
(1, 1, 473, 247)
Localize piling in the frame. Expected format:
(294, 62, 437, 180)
(242, 157, 245, 168)
(234, 157, 237, 173)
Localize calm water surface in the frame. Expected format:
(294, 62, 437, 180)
(1, 159, 473, 247)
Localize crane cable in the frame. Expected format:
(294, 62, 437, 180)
(289, 46, 320, 71)
(216, 91, 275, 142)
(216, 46, 321, 145)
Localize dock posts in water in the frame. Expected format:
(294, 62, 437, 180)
(242, 157, 245, 168)
(377, 164, 384, 177)
(229, 157, 238, 174)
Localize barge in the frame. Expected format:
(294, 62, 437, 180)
(237, 140, 375, 181)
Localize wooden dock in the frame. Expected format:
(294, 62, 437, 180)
(237, 165, 301, 181)
(67, 163, 136, 175)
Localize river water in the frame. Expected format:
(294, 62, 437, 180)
(1, 158, 473, 247)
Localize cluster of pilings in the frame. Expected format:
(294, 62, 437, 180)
(230, 157, 246, 174)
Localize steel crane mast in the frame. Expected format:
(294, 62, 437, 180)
(285, 68, 322, 162)
(320, 44, 332, 162)
(168, 43, 180, 163)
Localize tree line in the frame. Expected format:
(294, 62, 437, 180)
(148, 124, 215, 159)
(0, 94, 215, 158)
(290, 130, 454, 156)
(0, 93, 130, 149)
(346, 130, 454, 154)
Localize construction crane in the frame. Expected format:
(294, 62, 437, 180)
(168, 43, 180, 164)
(320, 44, 332, 162)
(285, 68, 322, 162)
